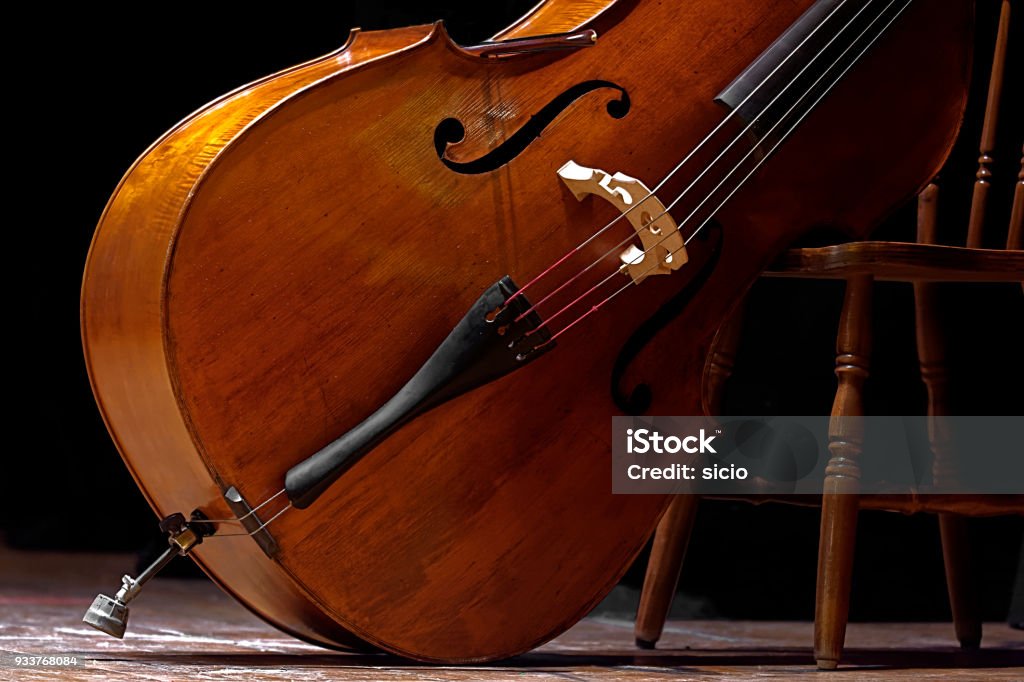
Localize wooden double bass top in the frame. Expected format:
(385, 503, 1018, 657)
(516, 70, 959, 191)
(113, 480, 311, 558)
(81, 0, 974, 662)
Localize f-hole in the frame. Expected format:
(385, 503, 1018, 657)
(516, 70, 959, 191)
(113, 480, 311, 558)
(434, 80, 631, 175)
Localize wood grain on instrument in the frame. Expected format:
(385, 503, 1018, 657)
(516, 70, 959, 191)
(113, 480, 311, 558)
(82, 0, 975, 662)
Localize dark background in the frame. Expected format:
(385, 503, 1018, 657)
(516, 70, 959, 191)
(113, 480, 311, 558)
(7, 2, 1022, 624)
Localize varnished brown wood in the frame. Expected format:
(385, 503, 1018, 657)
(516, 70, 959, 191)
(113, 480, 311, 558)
(79, 25, 447, 653)
(492, 0, 620, 41)
(814, 275, 873, 670)
(939, 516, 984, 648)
(914, 183, 983, 650)
(634, 495, 699, 648)
(765, 242, 1024, 281)
(81, 0, 975, 663)
(79, 7, 630, 659)
(632, 302, 745, 649)
(703, 306, 747, 415)
(1010, 146, 1024, 252)
(966, 0, 1012, 248)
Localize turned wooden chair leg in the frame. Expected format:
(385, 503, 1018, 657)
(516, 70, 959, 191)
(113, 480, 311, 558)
(1010, 145, 1022, 295)
(939, 515, 983, 648)
(1010, 145, 1023, 253)
(933, 0, 1016, 641)
(914, 182, 984, 649)
(814, 275, 872, 670)
(634, 305, 745, 649)
(635, 495, 699, 648)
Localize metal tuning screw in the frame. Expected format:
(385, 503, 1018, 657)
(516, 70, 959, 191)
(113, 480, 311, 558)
(83, 512, 206, 638)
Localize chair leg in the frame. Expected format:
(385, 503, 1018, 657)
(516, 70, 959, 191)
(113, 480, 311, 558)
(939, 513, 983, 649)
(814, 275, 872, 670)
(913, 184, 984, 650)
(633, 305, 743, 649)
(635, 495, 699, 648)
(815, 494, 859, 670)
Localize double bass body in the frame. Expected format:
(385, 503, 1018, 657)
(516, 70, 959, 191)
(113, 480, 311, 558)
(81, 0, 973, 661)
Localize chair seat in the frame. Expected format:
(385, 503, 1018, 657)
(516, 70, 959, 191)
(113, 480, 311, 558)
(765, 241, 1024, 282)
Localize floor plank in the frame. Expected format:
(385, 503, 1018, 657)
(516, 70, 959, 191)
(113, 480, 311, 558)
(1, 548, 1021, 680)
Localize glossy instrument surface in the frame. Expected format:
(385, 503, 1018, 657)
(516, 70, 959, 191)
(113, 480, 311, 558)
(82, 0, 974, 663)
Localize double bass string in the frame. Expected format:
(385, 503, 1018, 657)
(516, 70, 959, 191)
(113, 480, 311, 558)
(536, 0, 914, 345)
(183, 489, 294, 538)
(502, 0, 854, 308)
(207, 503, 294, 538)
(190, 488, 288, 526)
(511, 0, 880, 325)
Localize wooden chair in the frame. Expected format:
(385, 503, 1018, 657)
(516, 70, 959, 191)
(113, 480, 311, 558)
(634, 0, 1024, 669)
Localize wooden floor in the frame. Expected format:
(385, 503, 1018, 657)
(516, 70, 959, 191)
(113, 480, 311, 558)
(1, 547, 1021, 681)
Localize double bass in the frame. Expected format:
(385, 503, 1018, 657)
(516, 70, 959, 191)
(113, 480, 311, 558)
(81, 0, 974, 662)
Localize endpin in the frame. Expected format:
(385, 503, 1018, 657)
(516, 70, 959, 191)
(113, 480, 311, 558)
(83, 512, 206, 638)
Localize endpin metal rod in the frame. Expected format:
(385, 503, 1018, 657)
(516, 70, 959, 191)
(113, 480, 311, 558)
(121, 545, 178, 599)
(83, 513, 202, 639)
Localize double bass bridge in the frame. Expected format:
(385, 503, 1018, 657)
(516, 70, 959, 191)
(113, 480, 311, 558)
(557, 160, 688, 284)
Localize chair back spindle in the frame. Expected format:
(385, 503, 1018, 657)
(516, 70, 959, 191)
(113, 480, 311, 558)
(1009, 145, 1023, 251)
(967, 0, 1012, 248)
